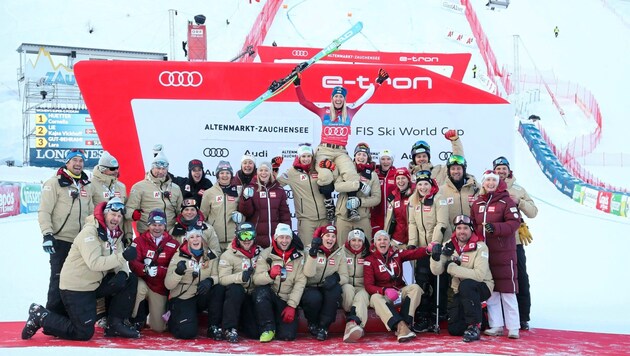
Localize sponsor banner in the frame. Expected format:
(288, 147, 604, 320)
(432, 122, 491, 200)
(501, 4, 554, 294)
(596, 191, 612, 213)
(30, 148, 102, 168)
(256, 46, 471, 81)
(0, 183, 20, 219)
(25, 48, 77, 86)
(581, 186, 599, 209)
(609, 193, 625, 216)
(187, 23, 207, 62)
(624, 195, 630, 218)
(572, 184, 583, 203)
(20, 183, 41, 214)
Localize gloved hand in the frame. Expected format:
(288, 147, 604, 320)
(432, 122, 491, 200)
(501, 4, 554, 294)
(484, 222, 495, 234)
(376, 68, 390, 84)
(346, 197, 361, 210)
(175, 260, 187, 276)
(122, 246, 137, 261)
(431, 243, 443, 261)
(132, 209, 143, 221)
(271, 156, 284, 172)
(384, 288, 399, 302)
(518, 222, 533, 246)
(445, 258, 461, 272)
(42, 233, 56, 254)
(196, 278, 213, 295)
(269, 265, 282, 279)
(322, 272, 340, 290)
(281, 306, 296, 323)
(309, 237, 322, 257)
(444, 129, 459, 141)
(293, 74, 301, 86)
(242, 187, 254, 200)
(359, 182, 371, 195)
(231, 211, 244, 224)
(294, 61, 308, 73)
(442, 242, 455, 257)
(318, 159, 336, 171)
(144, 264, 158, 277)
(242, 267, 255, 283)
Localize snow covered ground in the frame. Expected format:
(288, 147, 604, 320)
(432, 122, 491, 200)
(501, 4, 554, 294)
(1, 0, 630, 354)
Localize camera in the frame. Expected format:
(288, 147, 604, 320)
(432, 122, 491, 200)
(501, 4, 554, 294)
(280, 267, 287, 282)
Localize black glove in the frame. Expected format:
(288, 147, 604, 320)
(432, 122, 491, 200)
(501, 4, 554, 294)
(122, 246, 137, 261)
(309, 237, 322, 257)
(445, 258, 462, 271)
(376, 68, 390, 84)
(431, 243, 442, 261)
(484, 223, 495, 234)
(196, 278, 213, 295)
(175, 260, 187, 276)
(322, 272, 340, 290)
(242, 267, 255, 283)
(108, 271, 127, 289)
(442, 242, 455, 257)
(293, 74, 301, 86)
(42, 233, 56, 254)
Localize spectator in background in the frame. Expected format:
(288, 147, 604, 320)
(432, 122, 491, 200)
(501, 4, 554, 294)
(219, 222, 263, 343)
(164, 228, 225, 340)
(408, 129, 465, 186)
(341, 228, 370, 343)
(252, 224, 307, 342)
(493, 156, 538, 331)
(372, 149, 397, 235)
(126, 151, 183, 233)
(171, 159, 213, 208)
(23, 198, 138, 340)
(471, 170, 521, 339)
(239, 161, 291, 249)
(128, 209, 179, 333)
(277, 143, 328, 244)
(200, 161, 242, 251)
(38, 148, 93, 316)
(439, 154, 479, 234)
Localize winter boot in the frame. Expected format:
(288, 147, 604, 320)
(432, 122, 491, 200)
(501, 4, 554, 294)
(316, 327, 328, 341)
(508, 329, 520, 339)
(324, 198, 336, 223)
(483, 326, 503, 336)
(208, 325, 224, 340)
(396, 321, 416, 343)
(411, 316, 432, 333)
(225, 328, 239, 343)
(21, 303, 49, 340)
(463, 324, 481, 342)
(259, 330, 275, 343)
(348, 208, 361, 221)
(307, 322, 319, 336)
(343, 321, 364, 343)
(520, 321, 530, 330)
(104, 317, 140, 338)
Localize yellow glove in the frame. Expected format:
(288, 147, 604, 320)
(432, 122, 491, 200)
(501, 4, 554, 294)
(518, 222, 533, 246)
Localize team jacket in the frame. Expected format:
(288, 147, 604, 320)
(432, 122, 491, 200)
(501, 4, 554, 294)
(277, 157, 327, 222)
(408, 184, 450, 246)
(252, 241, 306, 308)
(363, 245, 429, 295)
(126, 171, 183, 233)
(164, 242, 219, 300)
(200, 183, 240, 246)
(384, 187, 412, 246)
(408, 138, 464, 186)
(38, 168, 93, 243)
(438, 174, 480, 233)
(504, 175, 538, 245)
(59, 203, 128, 292)
(169, 212, 221, 255)
(343, 243, 368, 288)
(303, 244, 349, 288)
(239, 177, 291, 249)
(430, 233, 494, 294)
(471, 180, 520, 293)
(128, 230, 180, 296)
(335, 165, 381, 222)
(372, 165, 397, 232)
(218, 239, 263, 294)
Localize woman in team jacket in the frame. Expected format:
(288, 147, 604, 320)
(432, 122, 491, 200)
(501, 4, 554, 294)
(384, 167, 413, 247)
(239, 161, 291, 249)
(341, 228, 370, 343)
(301, 225, 349, 341)
(164, 229, 225, 340)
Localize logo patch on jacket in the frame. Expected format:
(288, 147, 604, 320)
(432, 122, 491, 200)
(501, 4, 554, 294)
(285, 265, 293, 272)
(461, 255, 470, 263)
(329, 259, 335, 266)
(153, 191, 160, 198)
(379, 265, 387, 272)
(300, 174, 307, 181)
(166, 242, 177, 248)
(346, 258, 353, 265)
(394, 201, 400, 208)
(80, 189, 87, 197)
(147, 250, 155, 258)
(216, 196, 223, 202)
(270, 192, 276, 198)
(185, 185, 191, 192)
(479, 206, 485, 213)
(260, 192, 267, 198)
(423, 206, 432, 212)
(317, 257, 326, 264)
(488, 206, 495, 213)
(447, 197, 454, 204)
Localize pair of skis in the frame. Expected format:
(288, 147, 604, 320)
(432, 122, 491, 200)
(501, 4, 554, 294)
(237, 21, 364, 119)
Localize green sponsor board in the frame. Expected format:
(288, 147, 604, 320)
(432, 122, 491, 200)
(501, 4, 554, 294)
(20, 183, 41, 214)
(572, 184, 583, 203)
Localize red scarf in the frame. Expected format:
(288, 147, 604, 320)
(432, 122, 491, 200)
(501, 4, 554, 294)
(319, 244, 333, 257)
(231, 238, 256, 259)
(356, 162, 375, 173)
(272, 239, 295, 263)
(344, 240, 364, 256)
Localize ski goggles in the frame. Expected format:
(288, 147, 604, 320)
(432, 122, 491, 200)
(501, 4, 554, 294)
(414, 170, 432, 181)
(181, 198, 197, 208)
(153, 159, 169, 168)
(453, 214, 473, 226)
(448, 154, 466, 166)
(492, 156, 510, 168)
(105, 201, 126, 214)
(105, 166, 119, 171)
(237, 230, 255, 241)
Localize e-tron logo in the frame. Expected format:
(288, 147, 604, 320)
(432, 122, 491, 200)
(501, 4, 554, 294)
(322, 75, 432, 90)
(203, 148, 229, 157)
(323, 127, 350, 137)
(159, 71, 203, 87)
(292, 50, 309, 57)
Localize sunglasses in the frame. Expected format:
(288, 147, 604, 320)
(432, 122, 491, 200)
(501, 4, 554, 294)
(106, 201, 126, 214)
(153, 159, 169, 168)
(70, 148, 86, 155)
(106, 167, 119, 171)
(493, 157, 510, 167)
(453, 214, 472, 225)
(238, 230, 255, 241)
(448, 154, 466, 165)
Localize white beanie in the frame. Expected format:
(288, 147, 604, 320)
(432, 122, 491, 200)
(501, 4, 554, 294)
(241, 154, 255, 164)
(258, 161, 272, 171)
(153, 144, 163, 157)
(152, 151, 169, 167)
(481, 170, 500, 183)
(297, 144, 313, 157)
(274, 223, 293, 238)
(380, 149, 394, 161)
(98, 150, 118, 170)
(348, 229, 366, 242)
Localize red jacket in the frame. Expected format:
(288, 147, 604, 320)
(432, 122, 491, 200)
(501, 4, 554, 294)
(129, 230, 180, 295)
(371, 165, 397, 234)
(363, 245, 428, 295)
(471, 179, 520, 293)
(387, 187, 411, 244)
(238, 177, 291, 249)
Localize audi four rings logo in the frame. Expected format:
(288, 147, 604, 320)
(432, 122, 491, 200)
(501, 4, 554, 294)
(323, 127, 350, 136)
(292, 50, 309, 57)
(438, 151, 453, 161)
(159, 71, 203, 87)
(203, 148, 230, 157)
